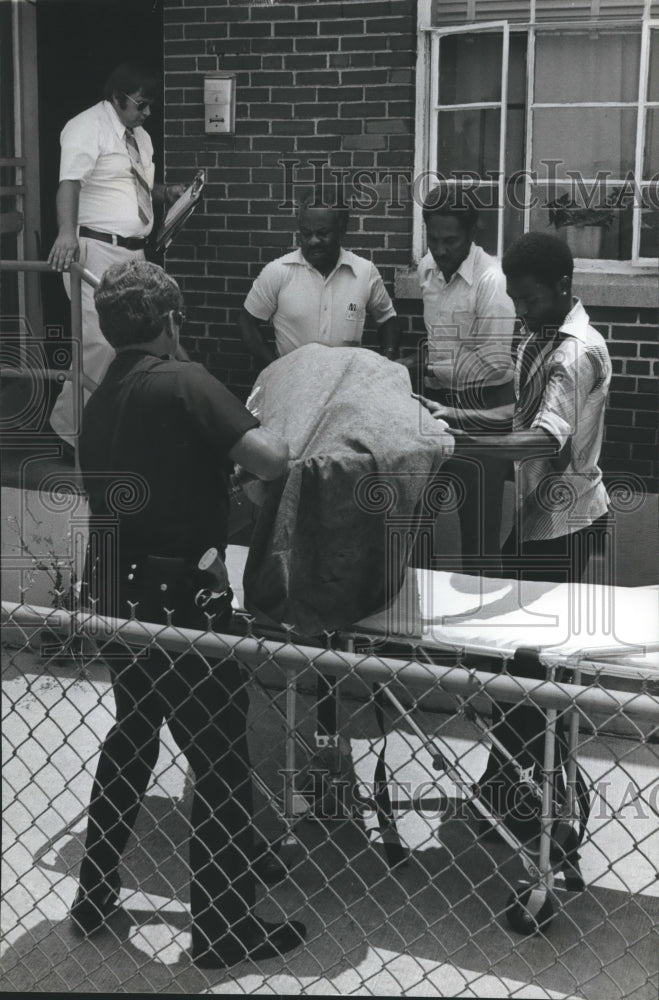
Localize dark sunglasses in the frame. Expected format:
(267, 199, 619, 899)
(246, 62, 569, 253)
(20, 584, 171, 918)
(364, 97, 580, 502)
(123, 93, 156, 113)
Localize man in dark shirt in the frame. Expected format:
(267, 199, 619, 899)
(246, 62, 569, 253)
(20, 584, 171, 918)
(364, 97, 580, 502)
(74, 259, 305, 968)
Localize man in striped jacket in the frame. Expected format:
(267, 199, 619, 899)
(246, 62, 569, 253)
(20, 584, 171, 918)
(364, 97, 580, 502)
(420, 231, 611, 584)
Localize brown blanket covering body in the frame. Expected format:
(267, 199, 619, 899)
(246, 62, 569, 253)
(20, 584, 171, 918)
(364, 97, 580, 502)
(243, 344, 454, 635)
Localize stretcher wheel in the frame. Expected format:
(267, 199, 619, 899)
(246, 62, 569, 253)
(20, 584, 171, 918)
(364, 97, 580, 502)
(505, 884, 554, 935)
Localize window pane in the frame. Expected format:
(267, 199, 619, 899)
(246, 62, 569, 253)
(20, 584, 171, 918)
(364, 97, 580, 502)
(529, 184, 633, 260)
(532, 108, 637, 178)
(639, 205, 659, 258)
(473, 205, 498, 256)
(437, 109, 501, 178)
(644, 108, 659, 180)
(503, 187, 525, 251)
(439, 32, 503, 105)
(505, 107, 525, 176)
(648, 29, 659, 101)
(508, 32, 528, 106)
(535, 30, 641, 103)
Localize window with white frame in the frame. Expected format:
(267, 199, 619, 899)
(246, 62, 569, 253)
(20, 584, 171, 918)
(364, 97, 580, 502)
(414, 0, 659, 266)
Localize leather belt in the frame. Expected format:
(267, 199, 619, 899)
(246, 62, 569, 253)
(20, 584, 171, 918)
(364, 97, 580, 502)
(79, 226, 148, 250)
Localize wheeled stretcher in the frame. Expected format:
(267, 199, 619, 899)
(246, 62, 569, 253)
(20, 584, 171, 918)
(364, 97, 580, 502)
(227, 545, 659, 935)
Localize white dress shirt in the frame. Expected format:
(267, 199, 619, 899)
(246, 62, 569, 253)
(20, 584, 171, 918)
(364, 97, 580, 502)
(244, 248, 397, 357)
(59, 100, 155, 238)
(417, 243, 515, 391)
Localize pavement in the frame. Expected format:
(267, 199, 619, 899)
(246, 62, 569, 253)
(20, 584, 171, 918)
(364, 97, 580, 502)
(1, 631, 658, 998)
(1, 483, 657, 996)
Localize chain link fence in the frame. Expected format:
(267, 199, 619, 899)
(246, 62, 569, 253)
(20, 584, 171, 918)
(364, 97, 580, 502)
(2, 579, 658, 998)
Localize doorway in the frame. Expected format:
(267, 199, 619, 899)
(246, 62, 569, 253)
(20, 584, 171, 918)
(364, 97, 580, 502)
(36, 0, 164, 340)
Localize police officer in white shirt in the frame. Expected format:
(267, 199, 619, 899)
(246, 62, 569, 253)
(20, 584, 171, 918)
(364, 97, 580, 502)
(240, 192, 401, 369)
(48, 62, 185, 456)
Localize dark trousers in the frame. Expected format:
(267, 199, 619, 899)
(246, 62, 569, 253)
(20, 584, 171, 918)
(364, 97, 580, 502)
(478, 515, 610, 841)
(80, 574, 255, 953)
(501, 512, 611, 584)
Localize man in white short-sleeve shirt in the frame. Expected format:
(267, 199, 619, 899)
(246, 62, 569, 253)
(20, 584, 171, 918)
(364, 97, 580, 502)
(416, 187, 516, 576)
(240, 198, 400, 368)
(47, 62, 185, 454)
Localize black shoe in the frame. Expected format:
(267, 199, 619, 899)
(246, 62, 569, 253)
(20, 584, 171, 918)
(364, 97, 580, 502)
(192, 919, 306, 968)
(70, 873, 121, 936)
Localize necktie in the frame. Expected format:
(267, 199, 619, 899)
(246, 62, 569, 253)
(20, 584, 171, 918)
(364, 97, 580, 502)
(125, 128, 153, 226)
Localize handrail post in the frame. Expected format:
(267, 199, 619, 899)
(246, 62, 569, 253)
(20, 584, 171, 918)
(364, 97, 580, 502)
(68, 265, 84, 473)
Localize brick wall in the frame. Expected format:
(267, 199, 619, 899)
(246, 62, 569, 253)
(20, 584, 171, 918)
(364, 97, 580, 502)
(162, 0, 657, 493)
(588, 306, 658, 493)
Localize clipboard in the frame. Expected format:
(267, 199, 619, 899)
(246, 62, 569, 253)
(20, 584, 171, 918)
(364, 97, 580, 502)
(153, 170, 205, 252)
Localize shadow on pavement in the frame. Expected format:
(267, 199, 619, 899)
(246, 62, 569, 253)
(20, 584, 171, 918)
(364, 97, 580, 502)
(2, 792, 657, 997)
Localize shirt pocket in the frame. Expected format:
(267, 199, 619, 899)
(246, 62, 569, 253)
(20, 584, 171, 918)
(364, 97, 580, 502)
(454, 310, 476, 342)
(344, 303, 366, 324)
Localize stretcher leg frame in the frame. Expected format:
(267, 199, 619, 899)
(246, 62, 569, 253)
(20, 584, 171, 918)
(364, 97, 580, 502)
(565, 666, 582, 821)
(374, 683, 525, 852)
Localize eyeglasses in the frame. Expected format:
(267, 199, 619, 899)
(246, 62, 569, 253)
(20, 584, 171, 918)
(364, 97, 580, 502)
(123, 93, 155, 113)
(173, 308, 186, 325)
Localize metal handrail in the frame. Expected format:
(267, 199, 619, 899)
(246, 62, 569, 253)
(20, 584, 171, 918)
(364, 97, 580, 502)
(0, 259, 100, 470)
(3, 601, 658, 723)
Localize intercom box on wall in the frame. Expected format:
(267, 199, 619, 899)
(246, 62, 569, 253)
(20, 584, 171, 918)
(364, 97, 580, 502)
(204, 73, 236, 134)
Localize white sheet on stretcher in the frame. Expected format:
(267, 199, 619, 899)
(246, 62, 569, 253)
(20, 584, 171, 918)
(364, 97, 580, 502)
(227, 545, 658, 674)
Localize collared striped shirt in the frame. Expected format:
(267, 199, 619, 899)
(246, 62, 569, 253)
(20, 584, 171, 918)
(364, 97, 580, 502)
(513, 299, 611, 541)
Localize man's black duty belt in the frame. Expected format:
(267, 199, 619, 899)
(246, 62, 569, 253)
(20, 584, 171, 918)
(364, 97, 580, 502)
(79, 227, 148, 250)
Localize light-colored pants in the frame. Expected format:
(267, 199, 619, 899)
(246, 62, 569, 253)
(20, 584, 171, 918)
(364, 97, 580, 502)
(49, 236, 145, 447)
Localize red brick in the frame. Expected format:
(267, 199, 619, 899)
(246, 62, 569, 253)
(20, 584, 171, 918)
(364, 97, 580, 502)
(247, 103, 294, 118)
(319, 19, 365, 34)
(635, 411, 659, 427)
(316, 119, 363, 134)
(256, 71, 296, 85)
(272, 119, 315, 134)
(294, 136, 343, 152)
(250, 2, 297, 17)
(340, 70, 390, 84)
(625, 360, 652, 375)
(274, 21, 316, 36)
(251, 37, 296, 54)
(295, 103, 340, 117)
(608, 342, 639, 356)
(347, 2, 397, 15)
(228, 21, 272, 37)
(343, 134, 387, 150)
(295, 71, 341, 85)
(297, 3, 343, 18)
(288, 54, 329, 69)
(341, 103, 387, 117)
(366, 119, 411, 134)
(272, 86, 317, 100)
(319, 86, 363, 101)
(611, 324, 658, 340)
(296, 37, 339, 52)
